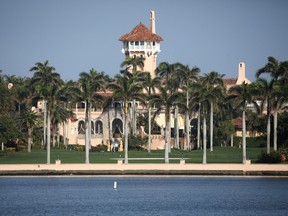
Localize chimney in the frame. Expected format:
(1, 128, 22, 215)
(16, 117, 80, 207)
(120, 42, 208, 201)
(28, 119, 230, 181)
(150, 11, 156, 34)
(238, 62, 245, 80)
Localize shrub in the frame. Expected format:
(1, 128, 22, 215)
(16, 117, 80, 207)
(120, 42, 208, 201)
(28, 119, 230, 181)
(128, 135, 147, 150)
(257, 150, 282, 163)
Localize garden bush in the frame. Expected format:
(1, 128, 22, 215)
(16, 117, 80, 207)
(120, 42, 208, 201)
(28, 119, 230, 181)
(257, 150, 282, 163)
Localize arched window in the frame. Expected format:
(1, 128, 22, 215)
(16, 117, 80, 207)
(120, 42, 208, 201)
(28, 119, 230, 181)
(95, 120, 103, 134)
(112, 118, 123, 138)
(78, 120, 85, 134)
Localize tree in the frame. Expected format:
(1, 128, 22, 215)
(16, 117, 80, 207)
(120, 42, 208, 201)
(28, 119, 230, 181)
(150, 86, 184, 163)
(256, 56, 288, 152)
(142, 72, 161, 153)
(108, 74, 143, 164)
(177, 65, 200, 150)
(22, 110, 39, 152)
(229, 82, 256, 164)
(78, 69, 105, 164)
(254, 78, 274, 153)
(30, 60, 61, 164)
(200, 71, 225, 152)
(120, 56, 146, 135)
(190, 82, 224, 164)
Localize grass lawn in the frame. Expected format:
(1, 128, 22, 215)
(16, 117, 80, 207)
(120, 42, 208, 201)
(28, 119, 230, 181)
(0, 146, 264, 164)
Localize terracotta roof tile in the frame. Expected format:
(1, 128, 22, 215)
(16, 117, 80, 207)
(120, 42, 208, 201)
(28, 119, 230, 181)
(119, 23, 163, 41)
(224, 78, 237, 85)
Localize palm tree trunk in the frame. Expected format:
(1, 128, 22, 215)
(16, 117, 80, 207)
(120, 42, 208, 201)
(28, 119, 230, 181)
(133, 99, 137, 135)
(28, 127, 32, 153)
(197, 104, 201, 149)
(230, 134, 234, 147)
(124, 108, 129, 164)
(165, 108, 170, 164)
(210, 102, 213, 152)
(47, 110, 51, 164)
(267, 114, 271, 154)
(273, 112, 277, 151)
(185, 91, 190, 150)
(63, 121, 67, 149)
(85, 101, 89, 164)
(242, 110, 247, 164)
(88, 103, 92, 149)
(168, 113, 171, 153)
(57, 123, 60, 148)
(174, 106, 179, 149)
(203, 115, 207, 164)
(43, 100, 47, 147)
(148, 106, 151, 153)
(52, 125, 56, 148)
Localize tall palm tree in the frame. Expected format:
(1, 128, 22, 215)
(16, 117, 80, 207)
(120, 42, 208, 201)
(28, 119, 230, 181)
(256, 56, 288, 152)
(254, 78, 274, 153)
(56, 80, 78, 149)
(150, 86, 183, 163)
(142, 72, 161, 153)
(121, 56, 146, 135)
(201, 71, 225, 152)
(156, 62, 183, 151)
(30, 60, 61, 164)
(22, 110, 39, 152)
(177, 65, 200, 150)
(77, 69, 105, 164)
(190, 82, 223, 163)
(108, 74, 143, 164)
(229, 82, 256, 164)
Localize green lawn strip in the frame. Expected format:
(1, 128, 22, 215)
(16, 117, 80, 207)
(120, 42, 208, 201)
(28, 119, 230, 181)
(0, 147, 264, 164)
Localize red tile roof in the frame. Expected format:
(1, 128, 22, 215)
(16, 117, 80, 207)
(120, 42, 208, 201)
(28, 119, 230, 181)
(119, 23, 163, 41)
(224, 78, 237, 85)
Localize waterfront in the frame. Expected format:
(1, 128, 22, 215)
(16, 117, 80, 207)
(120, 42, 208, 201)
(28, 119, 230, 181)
(1, 176, 287, 215)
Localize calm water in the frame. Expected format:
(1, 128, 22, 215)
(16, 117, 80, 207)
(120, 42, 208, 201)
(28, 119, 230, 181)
(0, 176, 288, 216)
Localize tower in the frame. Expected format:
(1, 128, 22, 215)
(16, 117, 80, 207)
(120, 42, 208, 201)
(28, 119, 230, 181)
(236, 62, 251, 84)
(119, 11, 163, 79)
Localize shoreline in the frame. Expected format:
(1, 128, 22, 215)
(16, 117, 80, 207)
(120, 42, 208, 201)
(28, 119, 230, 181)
(1, 163, 288, 176)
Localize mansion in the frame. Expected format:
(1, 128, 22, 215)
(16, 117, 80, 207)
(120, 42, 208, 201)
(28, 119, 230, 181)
(41, 11, 251, 150)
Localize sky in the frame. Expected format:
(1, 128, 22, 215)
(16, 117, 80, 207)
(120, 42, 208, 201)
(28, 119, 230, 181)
(0, 0, 288, 82)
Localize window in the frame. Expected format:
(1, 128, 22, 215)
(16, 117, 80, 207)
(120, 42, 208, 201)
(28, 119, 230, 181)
(78, 120, 85, 134)
(140, 41, 144, 45)
(152, 41, 155, 46)
(135, 41, 139, 46)
(95, 120, 103, 134)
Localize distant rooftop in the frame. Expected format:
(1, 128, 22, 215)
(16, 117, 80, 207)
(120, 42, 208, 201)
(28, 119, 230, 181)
(119, 23, 163, 41)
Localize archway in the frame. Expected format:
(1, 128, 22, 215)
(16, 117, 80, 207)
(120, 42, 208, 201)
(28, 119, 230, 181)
(112, 118, 123, 138)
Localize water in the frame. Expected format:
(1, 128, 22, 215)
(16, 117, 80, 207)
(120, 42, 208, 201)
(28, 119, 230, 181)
(0, 176, 288, 216)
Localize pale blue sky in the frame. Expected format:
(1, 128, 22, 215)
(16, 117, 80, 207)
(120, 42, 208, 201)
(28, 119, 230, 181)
(0, 0, 287, 81)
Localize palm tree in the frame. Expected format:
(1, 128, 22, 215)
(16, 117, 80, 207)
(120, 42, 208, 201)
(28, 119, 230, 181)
(190, 82, 223, 164)
(22, 110, 39, 152)
(56, 80, 78, 149)
(142, 72, 161, 153)
(30, 60, 61, 164)
(121, 56, 146, 135)
(229, 82, 256, 164)
(254, 78, 274, 153)
(256, 56, 288, 152)
(200, 71, 225, 152)
(77, 69, 105, 164)
(108, 74, 143, 164)
(120, 55, 145, 74)
(150, 86, 183, 163)
(177, 65, 200, 150)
